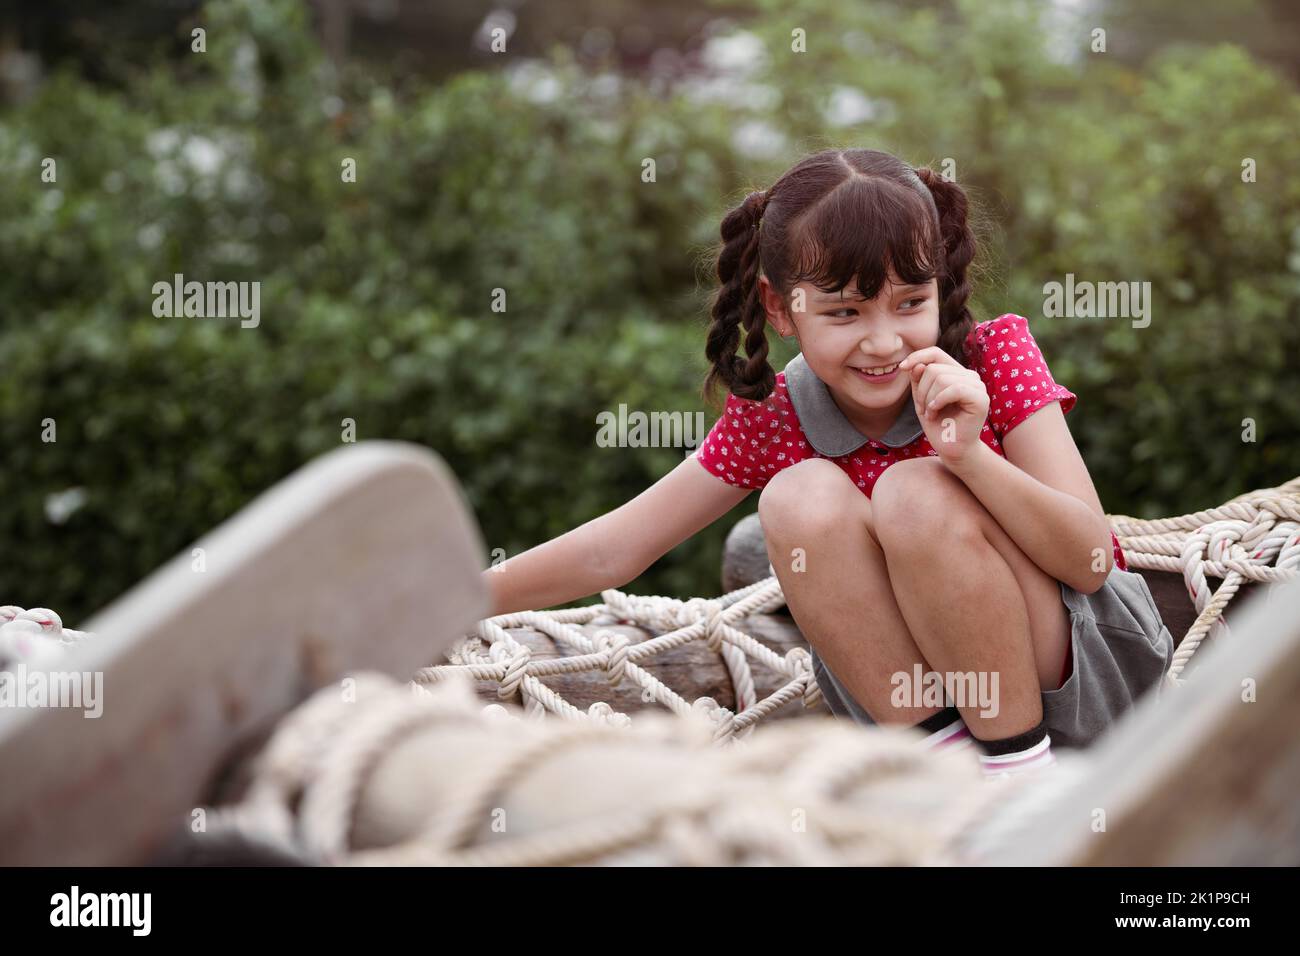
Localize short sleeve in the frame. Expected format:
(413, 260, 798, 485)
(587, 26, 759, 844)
(968, 313, 1077, 440)
(692, 391, 784, 490)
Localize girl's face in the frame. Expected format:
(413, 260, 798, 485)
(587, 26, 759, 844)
(760, 270, 941, 427)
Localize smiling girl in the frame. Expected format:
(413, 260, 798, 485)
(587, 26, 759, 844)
(484, 147, 1173, 777)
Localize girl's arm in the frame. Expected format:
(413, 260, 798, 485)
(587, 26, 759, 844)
(946, 402, 1114, 594)
(483, 457, 753, 616)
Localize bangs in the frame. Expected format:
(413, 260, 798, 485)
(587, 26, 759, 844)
(787, 176, 942, 301)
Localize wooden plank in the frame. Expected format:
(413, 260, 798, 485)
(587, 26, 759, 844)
(0, 441, 488, 866)
(976, 574, 1300, 865)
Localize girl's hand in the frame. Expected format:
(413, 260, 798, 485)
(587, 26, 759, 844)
(897, 348, 990, 467)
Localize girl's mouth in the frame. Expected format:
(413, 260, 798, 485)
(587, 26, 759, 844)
(850, 362, 901, 384)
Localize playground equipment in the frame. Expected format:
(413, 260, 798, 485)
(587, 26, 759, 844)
(1, 443, 1296, 865)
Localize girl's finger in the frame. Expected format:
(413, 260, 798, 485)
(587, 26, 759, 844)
(899, 347, 960, 372)
(925, 383, 975, 417)
(916, 364, 962, 407)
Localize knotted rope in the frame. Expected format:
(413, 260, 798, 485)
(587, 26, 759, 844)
(1107, 476, 1300, 685)
(416, 575, 813, 744)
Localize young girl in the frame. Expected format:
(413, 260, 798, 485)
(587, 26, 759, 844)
(482, 147, 1174, 778)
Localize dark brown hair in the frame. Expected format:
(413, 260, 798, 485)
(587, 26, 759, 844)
(702, 148, 978, 407)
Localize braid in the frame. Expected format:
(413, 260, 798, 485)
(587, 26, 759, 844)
(702, 189, 777, 407)
(914, 166, 978, 371)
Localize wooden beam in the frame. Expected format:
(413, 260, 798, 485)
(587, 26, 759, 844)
(0, 441, 488, 866)
(977, 574, 1300, 865)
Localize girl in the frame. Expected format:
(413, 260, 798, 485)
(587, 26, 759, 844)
(483, 147, 1174, 778)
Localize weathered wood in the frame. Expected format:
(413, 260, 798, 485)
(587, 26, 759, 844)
(979, 574, 1300, 865)
(454, 616, 822, 718)
(0, 442, 488, 866)
(721, 513, 775, 596)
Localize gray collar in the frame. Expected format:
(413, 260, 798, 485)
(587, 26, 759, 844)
(783, 352, 923, 456)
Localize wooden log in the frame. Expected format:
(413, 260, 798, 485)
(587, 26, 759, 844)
(721, 513, 776, 599)
(978, 574, 1300, 865)
(0, 441, 489, 866)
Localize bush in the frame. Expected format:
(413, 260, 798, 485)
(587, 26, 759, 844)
(2, 0, 1297, 621)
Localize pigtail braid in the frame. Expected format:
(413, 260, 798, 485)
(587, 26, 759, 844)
(702, 189, 777, 407)
(914, 166, 978, 370)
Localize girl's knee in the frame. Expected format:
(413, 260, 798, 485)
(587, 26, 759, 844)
(872, 457, 984, 548)
(758, 458, 856, 539)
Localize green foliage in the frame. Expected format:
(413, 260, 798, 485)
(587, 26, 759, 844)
(0, 0, 746, 619)
(2, 0, 1298, 620)
(743, 0, 1300, 511)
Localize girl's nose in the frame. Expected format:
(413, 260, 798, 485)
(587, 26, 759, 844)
(860, 331, 902, 362)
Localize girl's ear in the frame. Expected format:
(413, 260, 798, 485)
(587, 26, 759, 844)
(758, 276, 795, 337)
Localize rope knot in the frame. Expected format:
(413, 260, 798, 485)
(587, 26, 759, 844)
(691, 695, 736, 743)
(785, 646, 823, 709)
(595, 629, 630, 686)
(496, 643, 531, 701)
(702, 600, 727, 652)
(599, 588, 635, 624)
(675, 596, 713, 629)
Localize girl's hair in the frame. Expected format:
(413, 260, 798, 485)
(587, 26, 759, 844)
(702, 148, 978, 407)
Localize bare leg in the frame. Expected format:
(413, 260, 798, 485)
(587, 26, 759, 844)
(757, 458, 939, 727)
(871, 457, 1071, 741)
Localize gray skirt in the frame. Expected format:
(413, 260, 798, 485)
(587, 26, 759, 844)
(807, 567, 1175, 750)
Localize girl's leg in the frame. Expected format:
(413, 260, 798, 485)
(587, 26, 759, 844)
(757, 458, 939, 727)
(870, 457, 1072, 741)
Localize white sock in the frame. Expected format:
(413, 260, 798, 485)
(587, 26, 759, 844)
(977, 733, 1050, 780)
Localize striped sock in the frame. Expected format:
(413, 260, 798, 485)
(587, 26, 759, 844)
(974, 718, 1056, 779)
(912, 705, 973, 752)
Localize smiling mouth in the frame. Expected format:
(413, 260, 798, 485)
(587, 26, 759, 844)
(851, 362, 901, 377)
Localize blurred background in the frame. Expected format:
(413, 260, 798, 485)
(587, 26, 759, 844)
(1, 0, 1298, 622)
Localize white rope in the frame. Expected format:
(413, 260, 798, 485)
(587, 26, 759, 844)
(209, 673, 1006, 866)
(416, 574, 810, 744)
(1109, 476, 1300, 685)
